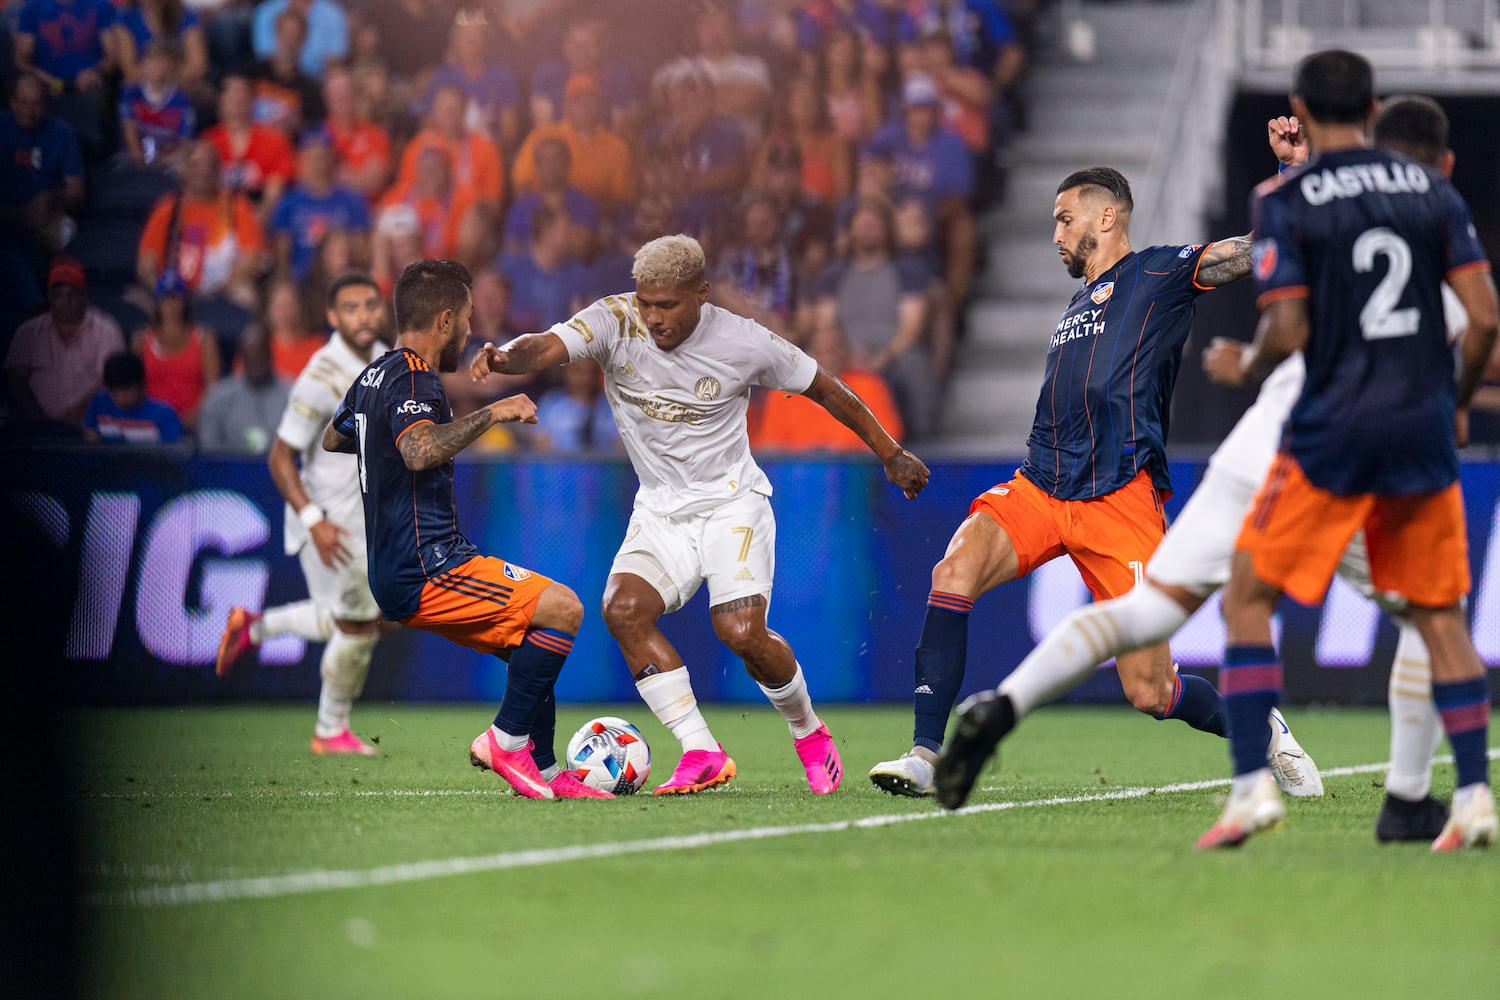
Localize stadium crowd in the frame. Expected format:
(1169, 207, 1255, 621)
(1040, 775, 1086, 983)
(0, 0, 1035, 451)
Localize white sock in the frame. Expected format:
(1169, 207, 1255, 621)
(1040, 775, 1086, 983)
(314, 630, 377, 738)
(1232, 768, 1270, 799)
(258, 600, 335, 644)
(1386, 623, 1443, 801)
(489, 724, 528, 752)
(757, 663, 820, 739)
(1000, 582, 1190, 717)
(539, 763, 560, 781)
(636, 668, 718, 752)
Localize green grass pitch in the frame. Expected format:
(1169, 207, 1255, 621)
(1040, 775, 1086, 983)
(76, 704, 1498, 999)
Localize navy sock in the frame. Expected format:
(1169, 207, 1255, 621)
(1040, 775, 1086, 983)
(494, 628, 574, 743)
(1155, 672, 1227, 736)
(913, 592, 973, 753)
(1219, 644, 1280, 777)
(530, 692, 557, 771)
(1433, 676, 1491, 789)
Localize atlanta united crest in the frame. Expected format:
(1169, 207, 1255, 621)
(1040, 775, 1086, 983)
(694, 376, 722, 401)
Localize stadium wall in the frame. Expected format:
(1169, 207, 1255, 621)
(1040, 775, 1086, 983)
(12, 450, 1500, 707)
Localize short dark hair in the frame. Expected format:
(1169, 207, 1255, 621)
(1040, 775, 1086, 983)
(103, 351, 146, 390)
(326, 269, 381, 309)
(393, 259, 472, 333)
(1373, 95, 1448, 168)
(1057, 166, 1133, 214)
(1292, 49, 1373, 125)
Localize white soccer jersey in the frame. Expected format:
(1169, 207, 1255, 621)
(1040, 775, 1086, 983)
(550, 295, 818, 517)
(1206, 284, 1468, 488)
(275, 334, 390, 555)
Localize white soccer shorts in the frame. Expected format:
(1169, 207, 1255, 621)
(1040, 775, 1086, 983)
(610, 491, 777, 614)
(1145, 467, 1257, 596)
(298, 539, 381, 623)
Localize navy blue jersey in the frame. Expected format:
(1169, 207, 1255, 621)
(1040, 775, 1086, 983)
(1253, 147, 1489, 495)
(332, 347, 478, 620)
(1021, 243, 1212, 500)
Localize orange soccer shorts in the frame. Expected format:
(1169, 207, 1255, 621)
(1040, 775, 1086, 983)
(968, 468, 1168, 599)
(401, 556, 554, 654)
(1237, 452, 1470, 608)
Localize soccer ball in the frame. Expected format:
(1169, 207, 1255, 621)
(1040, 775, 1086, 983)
(565, 716, 652, 795)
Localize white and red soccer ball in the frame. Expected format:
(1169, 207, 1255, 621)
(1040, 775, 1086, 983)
(566, 716, 652, 795)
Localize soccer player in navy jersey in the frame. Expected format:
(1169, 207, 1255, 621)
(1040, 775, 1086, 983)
(870, 166, 1320, 797)
(1192, 50, 1499, 849)
(323, 259, 610, 800)
(931, 98, 1474, 836)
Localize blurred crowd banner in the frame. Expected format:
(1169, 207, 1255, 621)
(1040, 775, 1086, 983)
(12, 450, 1500, 706)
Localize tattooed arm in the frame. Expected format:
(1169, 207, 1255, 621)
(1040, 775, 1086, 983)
(1195, 234, 1253, 287)
(470, 332, 571, 381)
(800, 367, 931, 499)
(397, 395, 538, 471)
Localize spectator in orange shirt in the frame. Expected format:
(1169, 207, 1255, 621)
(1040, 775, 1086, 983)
(375, 146, 479, 281)
(131, 269, 221, 432)
(260, 276, 325, 380)
(321, 66, 390, 202)
(394, 84, 504, 210)
(511, 74, 634, 219)
(751, 74, 852, 205)
(137, 141, 265, 311)
(911, 25, 991, 155)
(204, 73, 295, 223)
(753, 322, 904, 452)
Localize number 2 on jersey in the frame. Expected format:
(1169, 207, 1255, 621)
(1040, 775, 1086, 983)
(1353, 227, 1419, 340)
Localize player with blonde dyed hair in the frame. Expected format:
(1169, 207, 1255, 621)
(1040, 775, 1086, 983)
(471, 234, 931, 794)
(630, 233, 706, 287)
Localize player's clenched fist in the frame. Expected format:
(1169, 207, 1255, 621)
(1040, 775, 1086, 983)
(490, 393, 538, 424)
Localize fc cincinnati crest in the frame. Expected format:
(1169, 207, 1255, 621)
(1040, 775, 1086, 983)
(1253, 239, 1278, 281)
(694, 376, 722, 401)
(502, 562, 532, 581)
(1091, 282, 1114, 304)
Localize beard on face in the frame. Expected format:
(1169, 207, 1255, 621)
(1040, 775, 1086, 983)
(1064, 228, 1098, 279)
(438, 324, 466, 372)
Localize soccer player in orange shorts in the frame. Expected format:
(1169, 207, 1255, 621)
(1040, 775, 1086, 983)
(870, 165, 1301, 797)
(324, 258, 609, 800)
(1195, 50, 1499, 849)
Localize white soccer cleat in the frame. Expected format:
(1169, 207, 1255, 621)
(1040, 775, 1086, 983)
(1267, 708, 1323, 798)
(1431, 783, 1498, 852)
(1197, 769, 1286, 849)
(869, 751, 936, 797)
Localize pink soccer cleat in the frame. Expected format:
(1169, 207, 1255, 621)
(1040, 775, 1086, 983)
(215, 606, 260, 678)
(310, 728, 377, 756)
(469, 730, 554, 799)
(548, 769, 616, 799)
(652, 744, 737, 795)
(794, 722, 842, 794)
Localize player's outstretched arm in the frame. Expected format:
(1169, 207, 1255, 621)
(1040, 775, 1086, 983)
(1195, 235, 1253, 287)
(801, 367, 930, 499)
(1203, 298, 1309, 389)
(398, 395, 539, 471)
(1452, 267, 1500, 445)
(469, 332, 570, 382)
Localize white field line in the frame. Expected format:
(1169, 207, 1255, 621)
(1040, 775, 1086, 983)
(85, 750, 1497, 910)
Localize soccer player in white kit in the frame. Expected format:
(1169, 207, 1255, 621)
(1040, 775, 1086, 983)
(217, 272, 391, 755)
(936, 100, 1467, 841)
(471, 234, 930, 793)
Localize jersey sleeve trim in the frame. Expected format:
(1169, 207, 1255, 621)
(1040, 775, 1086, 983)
(394, 418, 434, 447)
(1448, 260, 1492, 280)
(1188, 243, 1216, 291)
(1255, 285, 1308, 309)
